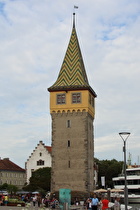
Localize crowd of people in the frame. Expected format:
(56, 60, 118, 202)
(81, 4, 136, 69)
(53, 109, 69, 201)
(85, 193, 121, 210)
(30, 193, 120, 210)
(0, 193, 55, 208)
(0, 192, 121, 209)
(23, 194, 59, 208)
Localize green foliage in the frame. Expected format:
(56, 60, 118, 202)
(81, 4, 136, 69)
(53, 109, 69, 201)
(7, 184, 18, 194)
(95, 158, 123, 188)
(1, 183, 8, 189)
(8, 198, 25, 204)
(23, 167, 51, 193)
(0, 183, 18, 194)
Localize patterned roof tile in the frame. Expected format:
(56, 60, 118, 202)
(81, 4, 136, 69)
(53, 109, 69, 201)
(48, 14, 96, 97)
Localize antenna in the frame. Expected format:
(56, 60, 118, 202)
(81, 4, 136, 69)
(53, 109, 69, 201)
(138, 156, 140, 167)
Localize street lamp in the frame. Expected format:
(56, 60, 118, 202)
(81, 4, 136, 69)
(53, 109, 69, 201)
(119, 132, 130, 210)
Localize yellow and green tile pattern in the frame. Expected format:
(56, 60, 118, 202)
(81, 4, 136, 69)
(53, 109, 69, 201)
(49, 27, 90, 90)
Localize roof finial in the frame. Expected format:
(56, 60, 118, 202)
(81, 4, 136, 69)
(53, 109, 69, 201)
(73, 12, 75, 28)
(73, 6, 78, 28)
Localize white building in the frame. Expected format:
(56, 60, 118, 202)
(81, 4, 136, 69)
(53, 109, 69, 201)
(25, 141, 52, 183)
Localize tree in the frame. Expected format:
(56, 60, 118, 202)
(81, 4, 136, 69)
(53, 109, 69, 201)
(0, 183, 18, 194)
(1, 183, 8, 190)
(7, 184, 18, 194)
(23, 167, 51, 193)
(94, 158, 123, 188)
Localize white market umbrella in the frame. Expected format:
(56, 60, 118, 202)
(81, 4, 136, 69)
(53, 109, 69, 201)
(94, 188, 107, 193)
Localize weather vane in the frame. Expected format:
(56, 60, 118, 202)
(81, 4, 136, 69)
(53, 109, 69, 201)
(73, 6, 78, 28)
(74, 5, 78, 12)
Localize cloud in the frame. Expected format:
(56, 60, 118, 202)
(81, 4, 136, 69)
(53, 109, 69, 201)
(0, 0, 140, 168)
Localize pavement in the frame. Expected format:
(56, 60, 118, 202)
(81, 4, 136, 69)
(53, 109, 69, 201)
(0, 205, 82, 210)
(0, 205, 49, 210)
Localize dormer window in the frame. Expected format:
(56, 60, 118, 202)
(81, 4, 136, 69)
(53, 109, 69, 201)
(72, 93, 81, 103)
(57, 94, 66, 104)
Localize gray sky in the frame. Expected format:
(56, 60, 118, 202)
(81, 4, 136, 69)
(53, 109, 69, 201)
(0, 0, 140, 168)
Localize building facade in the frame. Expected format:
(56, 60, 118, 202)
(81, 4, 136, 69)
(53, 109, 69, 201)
(0, 158, 26, 189)
(48, 13, 97, 193)
(25, 141, 51, 183)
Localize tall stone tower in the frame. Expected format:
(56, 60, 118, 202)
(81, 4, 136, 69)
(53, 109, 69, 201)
(48, 13, 97, 193)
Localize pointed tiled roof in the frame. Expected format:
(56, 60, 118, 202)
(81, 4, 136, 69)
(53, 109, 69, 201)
(48, 13, 96, 97)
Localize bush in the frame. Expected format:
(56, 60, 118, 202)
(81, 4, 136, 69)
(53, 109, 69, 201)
(8, 198, 25, 204)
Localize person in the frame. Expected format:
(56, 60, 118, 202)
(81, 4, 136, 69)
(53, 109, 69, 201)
(86, 198, 92, 210)
(75, 197, 79, 205)
(0, 194, 3, 206)
(32, 195, 37, 207)
(91, 194, 99, 210)
(4, 194, 8, 206)
(51, 197, 59, 208)
(101, 196, 109, 210)
(98, 197, 103, 210)
(37, 195, 42, 207)
(43, 196, 50, 207)
(114, 197, 121, 210)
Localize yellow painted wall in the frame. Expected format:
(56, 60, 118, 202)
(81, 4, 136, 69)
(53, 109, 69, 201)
(50, 90, 95, 117)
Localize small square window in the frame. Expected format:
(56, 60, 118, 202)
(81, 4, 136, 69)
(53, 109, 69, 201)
(72, 93, 81, 103)
(57, 94, 66, 104)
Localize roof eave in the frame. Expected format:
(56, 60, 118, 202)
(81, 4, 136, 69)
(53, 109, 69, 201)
(48, 86, 97, 97)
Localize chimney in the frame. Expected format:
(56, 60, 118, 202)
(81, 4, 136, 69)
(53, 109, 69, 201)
(3, 158, 9, 160)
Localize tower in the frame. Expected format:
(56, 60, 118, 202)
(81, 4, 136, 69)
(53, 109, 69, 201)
(48, 13, 97, 193)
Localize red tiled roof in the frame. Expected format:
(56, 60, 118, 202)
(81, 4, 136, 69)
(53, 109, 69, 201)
(0, 158, 25, 172)
(45, 146, 52, 153)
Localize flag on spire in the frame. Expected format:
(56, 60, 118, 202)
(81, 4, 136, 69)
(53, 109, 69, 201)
(74, 5, 78, 9)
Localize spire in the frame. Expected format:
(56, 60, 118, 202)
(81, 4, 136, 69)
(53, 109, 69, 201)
(48, 14, 96, 97)
(73, 13, 75, 28)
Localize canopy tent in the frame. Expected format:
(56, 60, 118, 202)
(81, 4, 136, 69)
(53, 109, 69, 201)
(94, 188, 107, 193)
